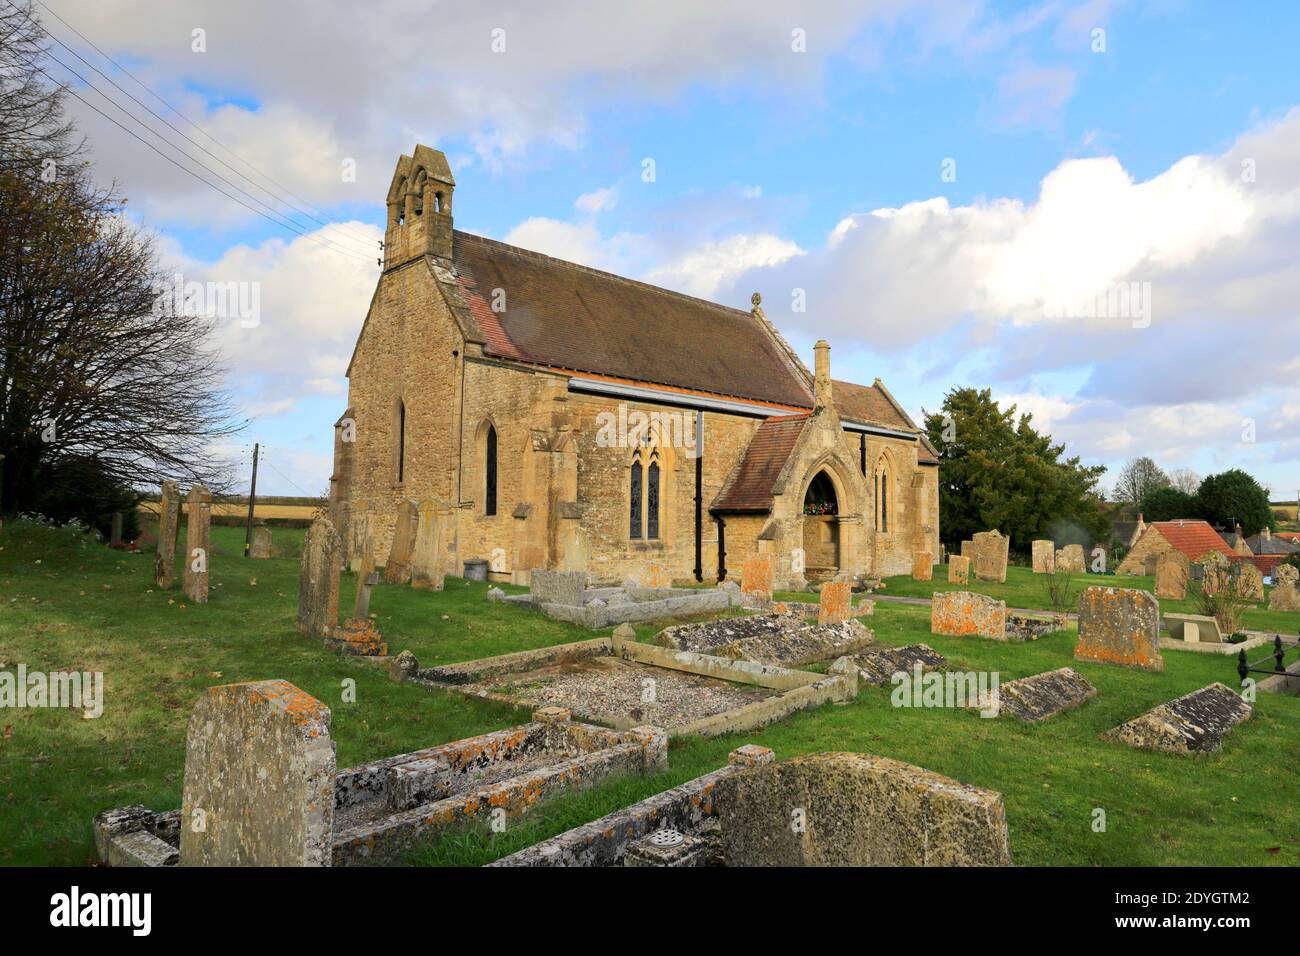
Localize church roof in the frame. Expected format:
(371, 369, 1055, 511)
(711, 415, 810, 512)
(452, 231, 815, 408)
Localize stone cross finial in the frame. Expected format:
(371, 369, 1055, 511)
(813, 340, 832, 410)
(750, 291, 762, 308)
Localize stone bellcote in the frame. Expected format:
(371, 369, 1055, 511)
(384, 144, 455, 270)
(813, 340, 833, 411)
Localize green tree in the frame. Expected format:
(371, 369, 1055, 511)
(1139, 485, 1199, 522)
(923, 387, 1109, 553)
(1197, 469, 1273, 537)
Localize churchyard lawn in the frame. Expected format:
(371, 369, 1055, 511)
(2, 521, 1297, 867)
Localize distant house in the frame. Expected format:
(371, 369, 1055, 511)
(1116, 519, 1238, 575)
(1242, 528, 1299, 578)
(1222, 524, 1253, 555)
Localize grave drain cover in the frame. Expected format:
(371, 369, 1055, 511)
(648, 828, 684, 848)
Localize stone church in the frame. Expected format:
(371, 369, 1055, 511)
(329, 145, 940, 590)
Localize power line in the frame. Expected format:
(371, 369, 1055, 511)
(28, 0, 382, 253)
(17, 44, 376, 264)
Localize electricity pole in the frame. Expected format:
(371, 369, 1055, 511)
(243, 443, 260, 557)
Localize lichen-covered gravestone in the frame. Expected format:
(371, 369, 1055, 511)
(741, 554, 774, 602)
(818, 580, 852, 625)
(931, 590, 1007, 640)
(911, 551, 933, 581)
(948, 554, 970, 584)
(716, 752, 1011, 866)
(1154, 552, 1188, 600)
(1103, 683, 1252, 755)
(971, 530, 1009, 583)
(1237, 562, 1265, 601)
(154, 479, 181, 589)
(1055, 544, 1086, 573)
(981, 667, 1097, 722)
(297, 516, 341, 638)
(1268, 564, 1300, 612)
(249, 525, 273, 559)
(1031, 540, 1055, 574)
(530, 569, 587, 606)
(181, 483, 211, 604)
(180, 680, 336, 866)
(383, 500, 419, 584)
(1074, 586, 1162, 671)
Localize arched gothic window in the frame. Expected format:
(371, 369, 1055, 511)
(484, 424, 497, 516)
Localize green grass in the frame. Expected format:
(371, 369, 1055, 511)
(2, 520, 1298, 867)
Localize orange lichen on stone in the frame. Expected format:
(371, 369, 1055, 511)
(818, 580, 852, 625)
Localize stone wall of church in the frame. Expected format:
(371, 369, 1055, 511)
(342, 259, 463, 562)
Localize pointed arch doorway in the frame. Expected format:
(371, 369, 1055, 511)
(803, 470, 840, 583)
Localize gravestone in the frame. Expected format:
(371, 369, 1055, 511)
(560, 526, 590, 573)
(851, 644, 947, 687)
(971, 530, 1009, 583)
(960, 540, 972, 559)
(348, 512, 371, 573)
(911, 551, 933, 581)
(110, 511, 123, 547)
(643, 564, 672, 589)
(180, 680, 336, 866)
(353, 553, 378, 620)
(1268, 564, 1300, 611)
(1075, 587, 1162, 670)
(716, 752, 1011, 866)
(410, 499, 445, 591)
(1199, 552, 1231, 594)
(383, 500, 418, 584)
(931, 590, 1007, 640)
(530, 569, 587, 607)
(1103, 683, 1252, 755)
(1154, 552, 1188, 600)
(740, 554, 774, 602)
(981, 667, 1097, 722)
(948, 554, 970, 584)
(181, 483, 212, 604)
(1031, 540, 1055, 574)
(1055, 544, 1086, 573)
(297, 516, 342, 638)
(1164, 612, 1222, 644)
(154, 479, 181, 589)
(249, 525, 273, 559)
(1237, 562, 1265, 601)
(818, 580, 852, 625)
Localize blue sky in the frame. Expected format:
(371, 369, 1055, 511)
(42, 0, 1300, 501)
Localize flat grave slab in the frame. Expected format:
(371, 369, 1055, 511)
(1102, 683, 1253, 755)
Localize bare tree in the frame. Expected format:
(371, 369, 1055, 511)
(0, 6, 243, 517)
(1168, 468, 1201, 496)
(1114, 456, 1169, 505)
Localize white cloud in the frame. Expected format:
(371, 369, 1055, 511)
(575, 186, 618, 214)
(645, 233, 805, 299)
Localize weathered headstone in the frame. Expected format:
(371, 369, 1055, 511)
(980, 667, 1097, 722)
(249, 525, 273, 559)
(382, 500, 418, 584)
(1103, 683, 1252, 755)
(410, 498, 445, 591)
(931, 590, 1007, 640)
(740, 554, 774, 603)
(643, 564, 672, 589)
(960, 540, 972, 559)
(1268, 564, 1300, 611)
(297, 516, 342, 638)
(179, 680, 336, 866)
(353, 553, 378, 620)
(716, 752, 1011, 866)
(911, 551, 933, 581)
(818, 580, 852, 625)
(154, 479, 181, 589)
(1154, 551, 1188, 599)
(971, 530, 1009, 583)
(1075, 586, 1162, 671)
(1199, 551, 1231, 594)
(1031, 540, 1055, 574)
(948, 554, 970, 584)
(1055, 544, 1086, 573)
(1237, 562, 1264, 601)
(530, 569, 587, 606)
(851, 644, 946, 687)
(110, 511, 123, 547)
(181, 483, 211, 604)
